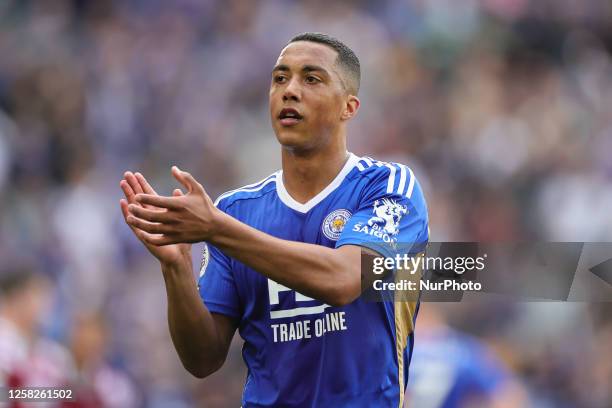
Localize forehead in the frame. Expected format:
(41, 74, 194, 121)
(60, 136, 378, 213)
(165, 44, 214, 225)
(275, 41, 338, 69)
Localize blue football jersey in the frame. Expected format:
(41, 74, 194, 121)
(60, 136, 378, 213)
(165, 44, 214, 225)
(406, 328, 511, 408)
(198, 153, 429, 407)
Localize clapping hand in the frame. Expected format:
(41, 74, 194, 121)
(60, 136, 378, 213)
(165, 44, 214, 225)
(123, 166, 219, 247)
(120, 170, 191, 266)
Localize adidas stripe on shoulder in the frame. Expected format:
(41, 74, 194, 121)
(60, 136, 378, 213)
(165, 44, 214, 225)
(355, 156, 416, 199)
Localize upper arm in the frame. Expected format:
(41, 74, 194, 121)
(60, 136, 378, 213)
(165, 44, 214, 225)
(334, 165, 429, 302)
(336, 164, 429, 259)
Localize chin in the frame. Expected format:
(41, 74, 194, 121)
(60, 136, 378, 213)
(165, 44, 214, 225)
(274, 128, 308, 148)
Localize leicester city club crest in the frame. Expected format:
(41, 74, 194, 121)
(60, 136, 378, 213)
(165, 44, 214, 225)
(322, 209, 352, 241)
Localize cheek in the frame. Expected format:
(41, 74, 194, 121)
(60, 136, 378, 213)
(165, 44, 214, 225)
(310, 95, 342, 123)
(269, 95, 279, 119)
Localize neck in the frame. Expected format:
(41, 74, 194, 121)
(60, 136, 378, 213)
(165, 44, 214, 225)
(281, 139, 349, 204)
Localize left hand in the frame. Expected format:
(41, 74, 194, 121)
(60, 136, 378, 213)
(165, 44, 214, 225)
(126, 166, 220, 245)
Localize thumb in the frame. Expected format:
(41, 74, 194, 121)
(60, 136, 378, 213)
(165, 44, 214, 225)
(172, 166, 205, 194)
(172, 166, 194, 193)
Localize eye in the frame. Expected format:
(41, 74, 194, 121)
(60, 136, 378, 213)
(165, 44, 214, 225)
(274, 75, 287, 83)
(305, 75, 320, 84)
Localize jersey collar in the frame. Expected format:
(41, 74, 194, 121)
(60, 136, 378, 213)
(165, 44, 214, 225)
(276, 152, 359, 214)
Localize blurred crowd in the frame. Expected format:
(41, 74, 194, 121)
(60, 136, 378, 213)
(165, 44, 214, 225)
(0, 0, 611, 407)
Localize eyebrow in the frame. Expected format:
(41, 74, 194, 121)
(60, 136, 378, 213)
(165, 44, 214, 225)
(271, 64, 330, 77)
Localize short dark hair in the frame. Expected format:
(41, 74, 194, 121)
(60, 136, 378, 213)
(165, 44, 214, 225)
(289, 32, 360, 95)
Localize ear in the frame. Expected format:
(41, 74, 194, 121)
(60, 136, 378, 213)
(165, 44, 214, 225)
(340, 95, 360, 121)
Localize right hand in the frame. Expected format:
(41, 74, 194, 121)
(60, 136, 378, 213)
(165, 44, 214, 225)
(120, 171, 192, 267)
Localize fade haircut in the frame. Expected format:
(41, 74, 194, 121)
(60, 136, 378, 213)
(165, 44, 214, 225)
(289, 32, 361, 95)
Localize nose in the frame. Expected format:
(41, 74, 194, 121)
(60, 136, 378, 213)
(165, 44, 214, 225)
(282, 78, 301, 102)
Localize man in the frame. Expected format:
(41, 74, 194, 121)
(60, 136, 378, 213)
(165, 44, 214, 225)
(407, 304, 528, 408)
(120, 32, 429, 407)
(64, 313, 140, 407)
(0, 267, 73, 399)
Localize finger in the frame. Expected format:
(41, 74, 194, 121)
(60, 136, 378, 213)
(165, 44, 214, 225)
(135, 172, 158, 195)
(120, 199, 143, 236)
(134, 229, 178, 246)
(172, 166, 204, 194)
(125, 171, 144, 195)
(120, 180, 136, 203)
(132, 172, 159, 210)
(120, 199, 130, 220)
(122, 199, 169, 250)
(171, 166, 192, 193)
(126, 214, 172, 235)
(172, 188, 184, 197)
(124, 171, 146, 208)
(135, 194, 181, 210)
(128, 204, 175, 223)
(119, 179, 136, 202)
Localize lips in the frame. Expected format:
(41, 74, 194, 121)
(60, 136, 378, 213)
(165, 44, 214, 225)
(278, 108, 303, 126)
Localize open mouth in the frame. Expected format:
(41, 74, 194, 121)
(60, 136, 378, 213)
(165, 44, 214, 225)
(278, 108, 303, 126)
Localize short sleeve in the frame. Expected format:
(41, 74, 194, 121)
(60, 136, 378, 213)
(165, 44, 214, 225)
(197, 243, 241, 319)
(197, 199, 242, 320)
(336, 164, 429, 259)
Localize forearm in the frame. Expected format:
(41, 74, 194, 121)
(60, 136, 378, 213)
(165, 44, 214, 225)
(124, 173, 361, 305)
(210, 212, 360, 306)
(161, 259, 226, 377)
(121, 170, 233, 377)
